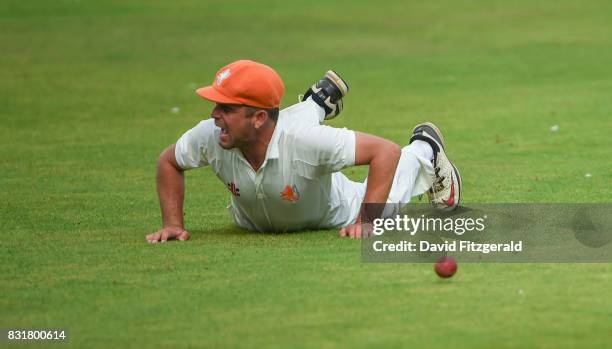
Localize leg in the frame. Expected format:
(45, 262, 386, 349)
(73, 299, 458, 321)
(388, 142, 436, 203)
(382, 122, 463, 213)
(280, 70, 349, 125)
(301, 70, 349, 120)
(409, 122, 462, 210)
(279, 98, 326, 125)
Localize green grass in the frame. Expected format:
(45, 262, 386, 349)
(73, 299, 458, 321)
(1, 0, 612, 347)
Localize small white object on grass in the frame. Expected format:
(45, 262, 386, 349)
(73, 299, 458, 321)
(550, 124, 560, 132)
(585, 173, 592, 178)
(518, 289, 524, 295)
(171, 106, 180, 114)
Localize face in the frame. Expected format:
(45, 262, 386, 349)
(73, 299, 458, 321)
(211, 104, 258, 149)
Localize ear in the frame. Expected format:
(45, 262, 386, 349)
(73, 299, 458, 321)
(251, 109, 268, 129)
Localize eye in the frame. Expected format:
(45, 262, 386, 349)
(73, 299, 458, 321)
(216, 104, 232, 113)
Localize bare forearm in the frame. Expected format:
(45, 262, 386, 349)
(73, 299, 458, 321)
(363, 145, 401, 203)
(157, 155, 185, 229)
(341, 132, 401, 237)
(353, 132, 402, 203)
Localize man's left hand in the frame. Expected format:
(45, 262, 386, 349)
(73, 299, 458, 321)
(339, 222, 374, 239)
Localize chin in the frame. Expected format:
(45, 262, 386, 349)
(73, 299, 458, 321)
(218, 140, 234, 149)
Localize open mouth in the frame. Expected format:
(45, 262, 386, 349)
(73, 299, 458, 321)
(215, 121, 228, 134)
(218, 125, 230, 144)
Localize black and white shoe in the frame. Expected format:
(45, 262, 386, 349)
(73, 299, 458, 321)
(409, 122, 462, 211)
(302, 70, 349, 120)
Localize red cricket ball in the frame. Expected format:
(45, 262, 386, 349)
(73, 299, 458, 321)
(435, 256, 457, 278)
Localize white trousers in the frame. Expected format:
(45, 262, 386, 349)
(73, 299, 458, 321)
(298, 99, 434, 225)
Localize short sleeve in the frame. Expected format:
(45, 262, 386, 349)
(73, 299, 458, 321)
(291, 125, 356, 173)
(174, 119, 216, 170)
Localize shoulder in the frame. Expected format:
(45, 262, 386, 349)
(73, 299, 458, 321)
(188, 118, 217, 137)
(178, 118, 221, 148)
(282, 122, 354, 150)
(174, 118, 223, 169)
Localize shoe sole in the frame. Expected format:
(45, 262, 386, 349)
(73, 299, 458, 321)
(451, 162, 462, 206)
(325, 70, 349, 97)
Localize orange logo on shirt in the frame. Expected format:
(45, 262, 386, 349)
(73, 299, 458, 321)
(280, 184, 300, 202)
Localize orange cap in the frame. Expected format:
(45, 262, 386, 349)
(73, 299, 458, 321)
(196, 60, 285, 109)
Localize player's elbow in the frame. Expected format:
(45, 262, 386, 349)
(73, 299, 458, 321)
(388, 142, 402, 162)
(371, 141, 401, 167)
(381, 142, 401, 165)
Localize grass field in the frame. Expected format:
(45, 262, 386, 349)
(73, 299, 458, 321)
(2, 0, 612, 347)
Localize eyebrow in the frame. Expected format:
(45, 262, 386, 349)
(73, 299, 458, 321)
(219, 104, 237, 111)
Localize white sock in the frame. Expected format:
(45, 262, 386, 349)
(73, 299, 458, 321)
(405, 140, 434, 161)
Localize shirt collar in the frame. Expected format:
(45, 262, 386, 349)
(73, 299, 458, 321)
(266, 116, 284, 160)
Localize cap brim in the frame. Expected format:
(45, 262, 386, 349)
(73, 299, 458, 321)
(196, 86, 241, 105)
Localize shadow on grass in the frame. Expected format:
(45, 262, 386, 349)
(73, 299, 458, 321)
(189, 225, 335, 238)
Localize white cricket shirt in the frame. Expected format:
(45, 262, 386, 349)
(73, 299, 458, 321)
(174, 100, 363, 232)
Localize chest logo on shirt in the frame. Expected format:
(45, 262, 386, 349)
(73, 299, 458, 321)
(227, 182, 240, 197)
(280, 184, 300, 202)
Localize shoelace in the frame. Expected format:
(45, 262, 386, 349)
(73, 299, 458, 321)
(431, 167, 446, 193)
(428, 166, 446, 204)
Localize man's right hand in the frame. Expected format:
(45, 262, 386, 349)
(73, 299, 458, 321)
(146, 226, 190, 243)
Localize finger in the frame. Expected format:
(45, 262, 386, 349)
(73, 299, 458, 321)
(362, 224, 371, 238)
(177, 230, 190, 241)
(160, 230, 170, 243)
(355, 224, 362, 239)
(339, 227, 347, 237)
(147, 232, 161, 243)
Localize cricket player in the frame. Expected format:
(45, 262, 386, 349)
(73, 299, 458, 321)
(146, 60, 461, 242)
